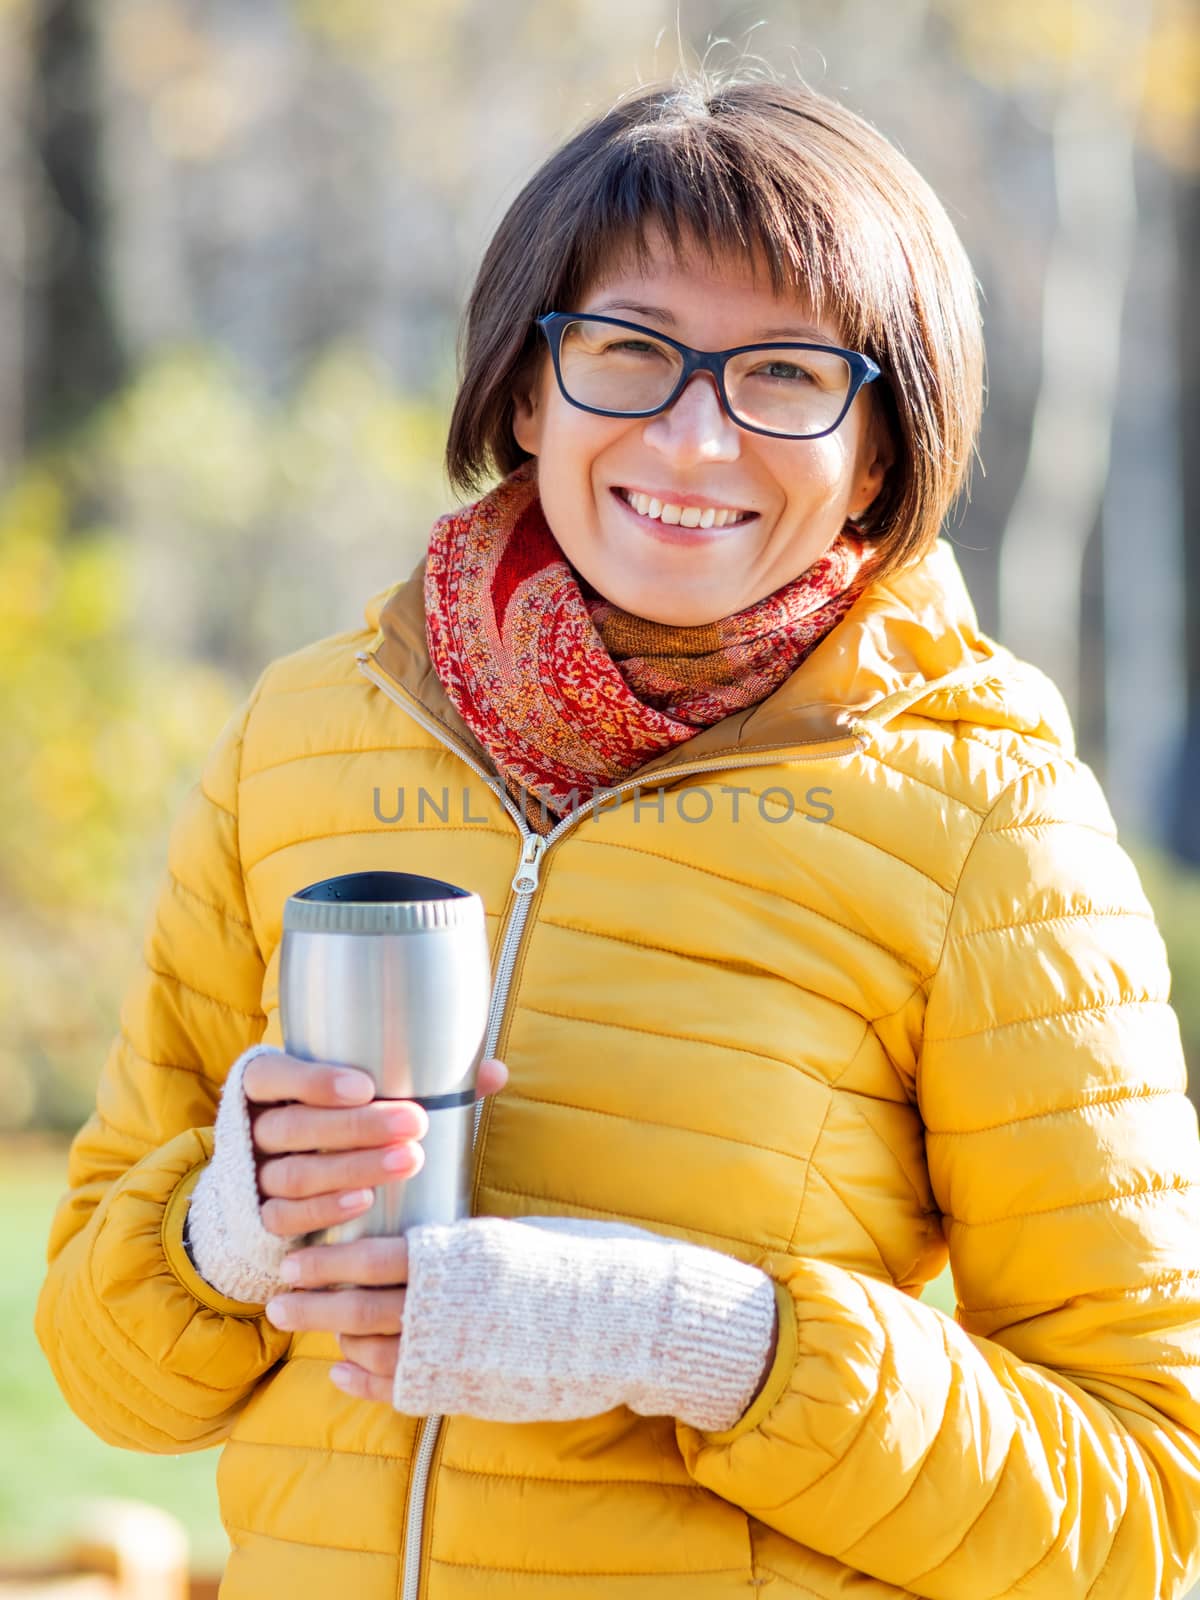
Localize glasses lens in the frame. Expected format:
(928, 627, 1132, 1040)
(725, 347, 852, 436)
(557, 319, 683, 413)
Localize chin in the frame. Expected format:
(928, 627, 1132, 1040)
(571, 546, 719, 625)
(616, 591, 728, 626)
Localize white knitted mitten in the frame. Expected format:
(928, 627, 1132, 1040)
(392, 1215, 778, 1430)
(184, 1043, 297, 1305)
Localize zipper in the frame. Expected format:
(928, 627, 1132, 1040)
(355, 648, 868, 1600)
(468, 832, 547, 1152)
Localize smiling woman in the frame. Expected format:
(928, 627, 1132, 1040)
(35, 69, 1200, 1600)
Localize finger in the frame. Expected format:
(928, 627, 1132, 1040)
(475, 1058, 509, 1098)
(259, 1138, 424, 1205)
(338, 1333, 401, 1379)
(265, 1287, 406, 1336)
(329, 1361, 394, 1405)
(260, 1185, 375, 1240)
(281, 1235, 409, 1288)
(253, 1097, 429, 1156)
(243, 1052, 376, 1109)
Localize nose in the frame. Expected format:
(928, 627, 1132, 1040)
(642, 372, 742, 465)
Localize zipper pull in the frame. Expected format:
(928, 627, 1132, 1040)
(511, 833, 547, 895)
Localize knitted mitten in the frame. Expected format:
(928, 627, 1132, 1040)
(184, 1044, 297, 1305)
(392, 1215, 778, 1430)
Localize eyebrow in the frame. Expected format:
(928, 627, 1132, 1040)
(586, 299, 835, 344)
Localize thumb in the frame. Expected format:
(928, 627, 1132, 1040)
(475, 1058, 509, 1098)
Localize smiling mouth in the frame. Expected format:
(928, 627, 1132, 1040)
(614, 487, 757, 529)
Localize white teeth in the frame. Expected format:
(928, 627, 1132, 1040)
(621, 489, 749, 528)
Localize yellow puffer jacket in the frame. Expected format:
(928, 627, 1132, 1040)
(36, 538, 1200, 1598)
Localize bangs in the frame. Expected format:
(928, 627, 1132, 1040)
(554, 97, 905, 355)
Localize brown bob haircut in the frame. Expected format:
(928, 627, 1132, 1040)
(445, 72, 984, 589)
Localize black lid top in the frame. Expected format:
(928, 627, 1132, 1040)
(282, 871, 483, 935)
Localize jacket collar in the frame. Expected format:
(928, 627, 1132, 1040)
(361, 540, 1074, 778)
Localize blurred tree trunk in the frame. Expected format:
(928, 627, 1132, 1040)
(1097, 149, 1187, 843)
(0, 5, 31, 480)
(995, 35, 1144, 736)
(1169, 171, 1200, 863)
(25, 0, 123, 448)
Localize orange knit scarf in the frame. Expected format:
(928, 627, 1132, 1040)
(425, 463, 875, 833)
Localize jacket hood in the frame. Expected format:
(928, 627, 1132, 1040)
(362, 538, 1075, 773)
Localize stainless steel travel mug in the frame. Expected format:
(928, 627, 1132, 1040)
(279, 870, 491, 1246)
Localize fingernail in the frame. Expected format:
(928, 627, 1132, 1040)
(335, 1071, 372, 1101)
(382, 1144, 417, 1172)
(265, 1298, 291, 1326)
(279, 1257, 301, 1282)
(340, 1188, 374, 1210)
(329, 1364, 354, 1390)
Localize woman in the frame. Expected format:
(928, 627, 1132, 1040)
(36, 74, 1200, 1598)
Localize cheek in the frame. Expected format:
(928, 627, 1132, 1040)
(540, 411, 637, 486)
(530, 430, 602, 536)
(771, 437, 856, 506)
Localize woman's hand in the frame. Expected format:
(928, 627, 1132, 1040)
(248, 1055, 509, 1238)
(264, 1232, 412, 1402)
(268, 1204, 777, 1430)
(261, 1056, 510, 1399)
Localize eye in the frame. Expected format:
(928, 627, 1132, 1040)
(603, 339, 669, 357)
(752, 359, 818, 384)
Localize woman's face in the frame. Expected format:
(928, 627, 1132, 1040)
(512, 228, 894, 625)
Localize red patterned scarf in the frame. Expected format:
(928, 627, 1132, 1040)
(425, 463, 875, 833)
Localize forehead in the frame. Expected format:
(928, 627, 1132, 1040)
(578, 223, 845, 345)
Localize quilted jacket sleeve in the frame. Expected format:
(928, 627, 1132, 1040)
(675, 752, 1200, 1598)
(34, 673, 292, 1453)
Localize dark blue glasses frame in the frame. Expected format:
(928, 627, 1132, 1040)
(535, 311, 882, 440)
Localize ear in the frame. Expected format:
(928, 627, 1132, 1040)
(850, 405, 896, 519)
(511, 375, 543, 456)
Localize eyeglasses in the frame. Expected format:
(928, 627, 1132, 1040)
(535, 311, 881, 441)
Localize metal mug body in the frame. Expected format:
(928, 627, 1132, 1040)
(278, 871, 491, 1246)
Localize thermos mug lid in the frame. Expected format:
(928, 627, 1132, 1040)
(283, 870, 484, 935)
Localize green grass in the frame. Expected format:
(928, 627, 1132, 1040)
(0, 1141, 227, 1572)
